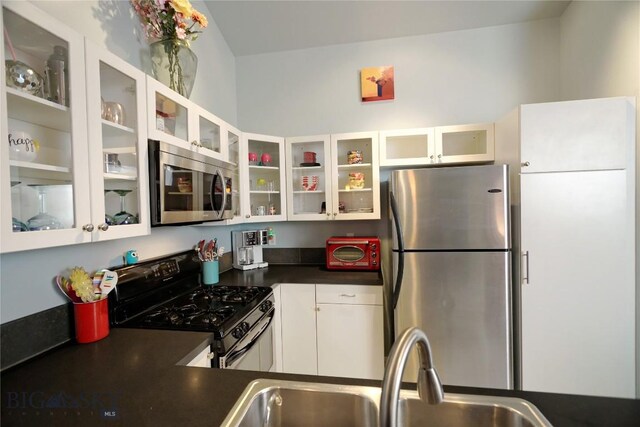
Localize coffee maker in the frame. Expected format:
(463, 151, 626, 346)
(232, 230, 269, 270)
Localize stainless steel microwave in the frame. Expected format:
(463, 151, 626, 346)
(149, 140, 235, 226)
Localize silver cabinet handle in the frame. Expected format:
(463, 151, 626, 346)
(206, 352, 214, 360)
(98, 223, 109, 231)
(430, 155, 434, 160)
(333, 212, 337, 217)
(191, 140, 198, 146)
(82, 224, 94, 232)
(522, 251, 530, 284)
(522, 161, 530, 167)
(437, 154, 442, 159)
(326, 213, 331, 217)
(340, 294, 356, 298)
(245, 214, 251, 219)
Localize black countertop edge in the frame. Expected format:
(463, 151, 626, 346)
(218, 264, 383, 287)
(1, 328, 639, 427)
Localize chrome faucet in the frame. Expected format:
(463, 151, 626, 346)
(379, 327, 444, 427)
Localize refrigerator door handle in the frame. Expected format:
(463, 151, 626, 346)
(390, 192, 405, 310)
(522, 251, 530, 284)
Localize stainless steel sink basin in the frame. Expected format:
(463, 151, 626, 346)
(221, 379, 552, 427)
(397, 393, 550, 427)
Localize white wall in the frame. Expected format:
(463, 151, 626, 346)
(236, 19, 561, 136)
(560, 0, 639, 100)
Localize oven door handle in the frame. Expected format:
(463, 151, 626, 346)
(209, 169, 227, 219)
(217, 170, 227, 219)
(221, 309, 274, 369)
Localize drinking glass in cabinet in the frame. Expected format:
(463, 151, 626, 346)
(26, 188, 62, 231)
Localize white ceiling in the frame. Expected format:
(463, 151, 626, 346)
(204, 1, 571, 57)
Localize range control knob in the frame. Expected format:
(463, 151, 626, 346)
(241, 322, 250, 333)
(232, 327, 244, 339)
(259, 300, 273, 312)
(372, 252, 377, 258)
(371, 243, 377, 250)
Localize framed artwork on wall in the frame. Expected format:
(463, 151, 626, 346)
(361, 66, 394, 102)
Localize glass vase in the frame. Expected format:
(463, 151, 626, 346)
(149, 39, 198, 98)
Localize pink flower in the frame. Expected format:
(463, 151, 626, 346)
(175, 26, 186, 39)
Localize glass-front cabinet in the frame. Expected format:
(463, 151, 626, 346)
(379, 127, 436, 166)
(223, 123, 243, 224)
(0, 2, 91, 252)
(285, 135, 332, 221)
(436, 123, 494, 164)
(330, 132, 380, 220)
(379, 123, 494, 167)
(240, 133, 286, 222)
(85, 40, 149, 241)
(146, 76, 226, 162)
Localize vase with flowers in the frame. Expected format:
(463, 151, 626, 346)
(131, 0, 208, 98)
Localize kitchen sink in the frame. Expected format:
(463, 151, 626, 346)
(220, 379, 552, 427)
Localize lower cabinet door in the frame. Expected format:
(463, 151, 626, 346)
(280, 283, 318, 375)
(316, 303, 384, 380)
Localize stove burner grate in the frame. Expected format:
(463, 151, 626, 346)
(185, 306, 236, 327)
(190, 286, 262, 305)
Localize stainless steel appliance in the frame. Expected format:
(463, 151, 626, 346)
(325, 236, 381, 271)
(109, 251, 274, 371)
(149, 140, 235, 226)
(232, 230, 268, 270)
(389, 164, 512, 389)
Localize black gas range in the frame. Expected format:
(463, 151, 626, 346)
(109, 251, 274, 369)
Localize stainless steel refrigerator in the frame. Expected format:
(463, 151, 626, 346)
(389, 165, 513, 389)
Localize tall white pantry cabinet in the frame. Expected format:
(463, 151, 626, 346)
(496, 96, 636, 399)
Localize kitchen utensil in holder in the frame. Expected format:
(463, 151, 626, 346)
(202, 260, 219, 285)
(73, 298, 109, 343)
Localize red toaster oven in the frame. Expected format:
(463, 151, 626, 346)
(326, 236, 380, 271)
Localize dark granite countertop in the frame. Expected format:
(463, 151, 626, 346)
(218, 264, 383, 287)
(1, 267, 637, 425)
(2, 328, 639, 426)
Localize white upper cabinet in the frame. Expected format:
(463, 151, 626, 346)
(222, 122, 244, 224)
(285, 135, 332, 221)
(379, 127, 436, 166)
(380, 123, 494, 167)
(330, 131, 380, 220)
(1, 2, 91, 252)
(85, 40, 150, 241)
(241, 133, 286, 222)
(146, 76, 227, 162)
(520, 97, 634, 173)
(435, 123, 494, 164)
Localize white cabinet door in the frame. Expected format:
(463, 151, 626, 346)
(316, 302, 384, 380)
(1, 2, 92, 253)
(241, 133, 287, 222)
(222, 122, 244, 224)
(330, 131, 380, 220)
(186, 346, 212, 368)
(271, 284, 283, 372)
(146, 76, 192, 148)
(435, 122, 494, 165)
(285, 135, 333, 221)
(520, 97, 634, 173)
(379, 127, 436, 167)
(280, 283, 317, 375)
(85, 40, 150, 241)
(520, 170, 635, 398)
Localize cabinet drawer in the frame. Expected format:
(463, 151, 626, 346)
(316, 285, 382, 305)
